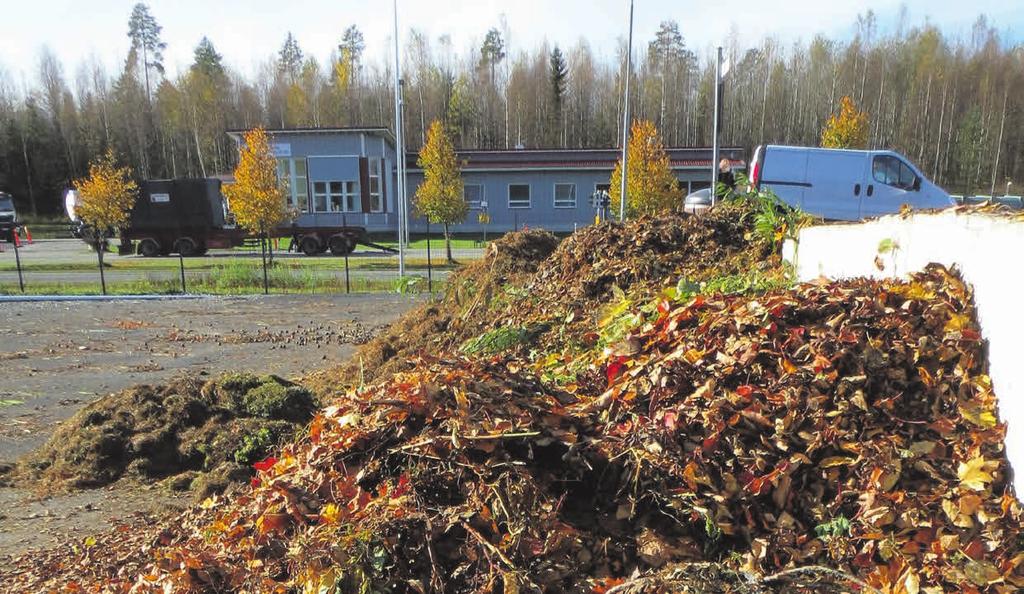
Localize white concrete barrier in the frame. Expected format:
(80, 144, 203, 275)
(783, 210, 1024, 494)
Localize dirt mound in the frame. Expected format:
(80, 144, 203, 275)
(307, 228, 560, 395)
(14, 265, 1020, 593)
(18, 373, 318, 499)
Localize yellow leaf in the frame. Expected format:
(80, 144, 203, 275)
(960, 405, 997, 429)
(320, 503, 342, 526)
(957, 456, 995, 491)
(820, 456, 857, 468)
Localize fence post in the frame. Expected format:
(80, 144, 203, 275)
(13, 235, 24, 293)
(178, 251, 187, 294)
(344, 250, 350, 294)
(426, 220, 433, 294)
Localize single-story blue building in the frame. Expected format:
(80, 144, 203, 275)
(227, 127, 745, 234)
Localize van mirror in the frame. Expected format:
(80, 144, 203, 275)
(913, 177, 921, 191)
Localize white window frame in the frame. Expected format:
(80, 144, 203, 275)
(368, 159, 384, 213)
(464, 183, 485, 208)
(508, 183, 531, 209)
(591, 183, 611, 207)
(553, 183, 577, 209)
(276, 158, 309, 212)
(312, 181, 329, 213)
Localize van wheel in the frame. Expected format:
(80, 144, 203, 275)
(174, 237, 198, 257)
(138, 238, 161, 258)
(299, 236, 321, 256)
(329, 235, 355, 256)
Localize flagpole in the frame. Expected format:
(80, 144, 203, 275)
(393, 0, 406, 276)
(618, 0, 634, 222)
(711, 46, 722, 207)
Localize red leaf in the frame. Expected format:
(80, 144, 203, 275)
(736, 385, 754, 398)
(253, 456, 278, 472)
(606, 357, 626, 383)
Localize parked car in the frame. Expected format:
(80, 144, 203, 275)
(683, 188, 712, 214)
(0, 191, 18, 242)
(749, 145, 955, 221)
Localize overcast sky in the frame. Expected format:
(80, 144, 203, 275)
(1, 0, 1021, 84)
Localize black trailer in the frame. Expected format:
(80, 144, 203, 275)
(107, 178, 387, 257)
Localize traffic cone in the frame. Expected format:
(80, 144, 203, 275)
(24, 226, 32, 244)
(13, 229, 21, 248)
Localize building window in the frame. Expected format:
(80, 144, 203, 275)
(464, 184, 484, 208)
(276, 158, 309, 212)
(554, 183, 576, 208)
(313, 181, 360, 213)
(591, 183, 611, 207)
(369, 159, 383, 212)
(508, 184, 530, 209)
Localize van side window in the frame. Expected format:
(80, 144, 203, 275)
(872, 156, 918, 190)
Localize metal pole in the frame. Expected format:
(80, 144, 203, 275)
(426, 220, 433, 294)
(344, 251, 350, 293)
(393, 0, 406, 277)
(13, 235, 24, 293)
(618, 0, 634, 222)
(178, 251, 186, 294)
(711, 46, 722, 207)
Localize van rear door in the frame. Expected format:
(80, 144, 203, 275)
(760, 146, 808, 210)
(803, 150, 867, 221)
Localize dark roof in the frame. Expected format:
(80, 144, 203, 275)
(227, 127, 396, 143)
(406, 147, 746, 172)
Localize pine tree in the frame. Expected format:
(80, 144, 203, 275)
(127, 3, 166, 102)
(549, 46, 567, 146)
(609, 120, 681, 217)
(415, 120, 467, 263)
(278, 33, 304, 84)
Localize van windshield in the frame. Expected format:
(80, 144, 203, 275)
(0, 196, 13, 212)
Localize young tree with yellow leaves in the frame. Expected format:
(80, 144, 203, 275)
(74, 150, 138, 294)
(609, 120, 682, 217)
(415, 120, 467, 264)
(821, 96, 869, 149)
(223, 127, 290, 294)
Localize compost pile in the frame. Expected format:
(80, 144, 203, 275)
(308, 228, 561, 394)
(10, 264, 1021, 593)
(18, 373, 319, 499)
(314, 202, 768, 393)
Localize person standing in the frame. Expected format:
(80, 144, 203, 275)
(717, 158, 736, 199)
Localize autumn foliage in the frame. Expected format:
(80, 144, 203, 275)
(415, 120, 468, 263)
(223, 127, 290, 236)
(74, 149, 138, 237)
(610, 120, 682, 217)
(821, 96, 869, 149)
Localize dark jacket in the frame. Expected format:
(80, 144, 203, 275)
(717, 170, 736, 197)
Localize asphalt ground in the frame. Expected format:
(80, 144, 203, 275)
(0, 293, 419, 556)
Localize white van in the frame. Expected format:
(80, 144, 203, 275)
(749, 145, 955, 221)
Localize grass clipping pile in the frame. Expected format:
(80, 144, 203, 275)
(17, 373, 318, 499)
(9, 265, 1022, 593)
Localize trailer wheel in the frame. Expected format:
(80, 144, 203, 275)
(299, 236, 321, 256)
(138, 238, 161, 258)
(174, 237, 199, 257)
(329, 235, 355, 256)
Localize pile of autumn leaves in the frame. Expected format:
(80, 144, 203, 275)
(17, 262, 1021, 593)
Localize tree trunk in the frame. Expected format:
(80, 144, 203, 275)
(990, 88, 1008, 196)
(97, 234, 107, 295)
(444, 222, 453, 264)
(260, 231, 269, 295)
(19, 127, 37, 216)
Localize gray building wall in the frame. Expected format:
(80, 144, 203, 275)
(244, 129, 743, 235)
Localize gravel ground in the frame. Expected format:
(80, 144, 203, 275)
(0, 293, 418, 557)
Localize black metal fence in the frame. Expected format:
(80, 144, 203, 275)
(0, 233, 482, 297)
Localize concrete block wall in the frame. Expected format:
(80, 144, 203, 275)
(783, 211, 1024, 493)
